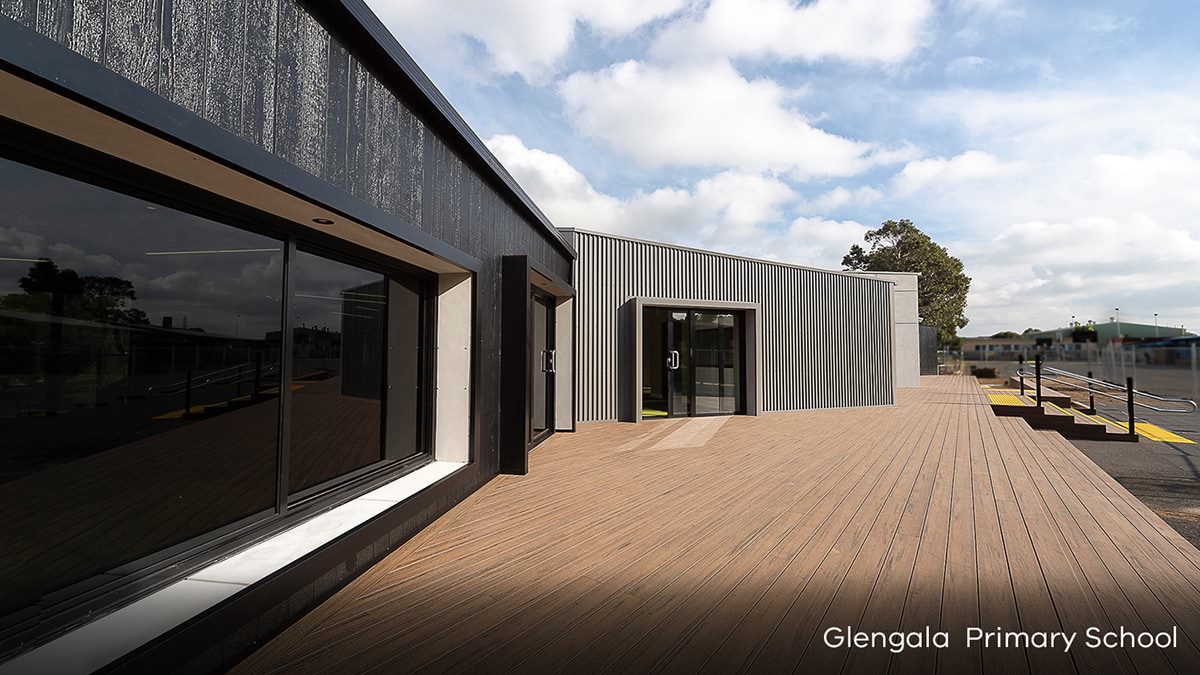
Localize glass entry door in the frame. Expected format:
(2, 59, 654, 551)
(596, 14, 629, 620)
(666, 310, 692, 417)
(642, 307, 742, 419)
(530, 292, 555, 446)
(693, 311, 740, 415)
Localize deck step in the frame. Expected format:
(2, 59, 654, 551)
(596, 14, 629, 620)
(987, 390, 1137, 442)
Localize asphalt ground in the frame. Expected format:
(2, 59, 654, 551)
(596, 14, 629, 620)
(1070, 399, 1200, 549)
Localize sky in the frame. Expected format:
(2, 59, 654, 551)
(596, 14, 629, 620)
(364, 0, 1200, 337)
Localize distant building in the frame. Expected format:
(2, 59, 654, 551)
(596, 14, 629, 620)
(961, 336, 1038, 361)
(1025, 321, 1191, 345)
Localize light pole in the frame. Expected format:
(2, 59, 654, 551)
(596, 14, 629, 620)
(1115, 308, 1121, 340)
(1154, 313, 1159, 337)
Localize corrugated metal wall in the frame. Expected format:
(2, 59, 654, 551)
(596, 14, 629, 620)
(1, 0, 573, 476)
(569, 230, 895, 422)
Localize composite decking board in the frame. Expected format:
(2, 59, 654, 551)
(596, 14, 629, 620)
(1016, 423, 1200, 661)
(694, 407, 930, 674)
(792, 387, 952, 675)
(1013, 412, 1186, 674)
(978, 402, 1080, 675)
(993, 405, 1137, 675)
(839, 388, 957, 675)
(967, 393, 1030, 675)
(742, 384, 944, 674)
(609, 408, 928, 674)
(232, 377, 1200, 675)
(256, 417, 856, 675)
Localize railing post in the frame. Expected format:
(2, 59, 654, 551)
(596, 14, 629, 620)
(1192, 344, 1198, 405)
(93, 349, 103, 407)
(254, 353, 263, 399)
(1087, 370, 1096, 414)
(1126, 376, 1136, 438)
(1018, 355, 1025, 395)
(1035, 354, 1043, 408)
(184, 369, 193, 419)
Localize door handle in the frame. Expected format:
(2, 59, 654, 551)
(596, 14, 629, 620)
(667, 350, 680, 370)
(546, 349, 556, 374)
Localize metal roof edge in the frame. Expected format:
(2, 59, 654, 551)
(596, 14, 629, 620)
(560, 227, 916, 282)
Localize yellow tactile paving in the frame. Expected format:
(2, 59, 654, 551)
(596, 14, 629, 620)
(987, 392, 1027, 406)
(985, 384, 1195, 444)
(1069, 407, 1194, 443)
(1105, 419, 1196, 444)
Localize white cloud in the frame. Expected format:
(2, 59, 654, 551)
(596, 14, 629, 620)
(945, 55, 990, 78)
(484, 135, 623, 232)
(487, 134, 796, 238)
(893, 150, 1019, 195)
(485, 134, 870, 268)
(768, 216, 871, 266)
(957, 215, 1200, 333)
(1079, 11, 1137, 36)
(810, 186, 883, 212)
(560, 60, 902, 179)
(904, 85, 1200, 334)
(651, 0, 934, 65)
(365, 0, 690, 80)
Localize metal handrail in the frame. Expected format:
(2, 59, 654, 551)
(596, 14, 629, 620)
(1016, 365, 1197, 414)
(147, 360, 279, 397)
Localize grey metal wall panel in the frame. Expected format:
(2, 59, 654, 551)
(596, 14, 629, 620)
(572, 230, 894, 422)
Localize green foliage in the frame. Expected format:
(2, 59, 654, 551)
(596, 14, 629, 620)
(842, 219, 971, 345)
(990, 331, 1021, 339)
(0, 260, 144, 372)
(1021, 327, 1040, 335)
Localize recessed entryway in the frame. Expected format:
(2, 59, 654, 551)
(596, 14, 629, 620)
(642, 307, 745, 418)
(628, 298, 762, 423)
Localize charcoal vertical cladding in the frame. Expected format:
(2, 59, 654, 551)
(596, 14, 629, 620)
(567, 229, 895, 422)
(0, 0, 573, 668)
(0, 0, 570, 477)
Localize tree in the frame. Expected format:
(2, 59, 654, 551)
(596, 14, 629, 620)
(991, 331, 1021, 339)
(842, 219, 971, 345)
(1021, 327, 1040, 335)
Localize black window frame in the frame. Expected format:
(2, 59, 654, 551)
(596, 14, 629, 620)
(0, 118, 441, 654)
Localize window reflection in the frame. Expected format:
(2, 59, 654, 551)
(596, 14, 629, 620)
(288, 250, 423, 496)
(0, 156, 283, 621)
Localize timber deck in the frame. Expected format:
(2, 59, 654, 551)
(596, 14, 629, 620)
(234, 376, 1200, 675)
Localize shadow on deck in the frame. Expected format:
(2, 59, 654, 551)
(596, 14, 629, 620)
(233, 376, 1200, 675)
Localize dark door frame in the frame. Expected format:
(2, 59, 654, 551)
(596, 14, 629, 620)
(529, 289, 557, 447)
(651, 308, 745, 419)
(500, 256, 573, 475)
(628, 298, 763, 423)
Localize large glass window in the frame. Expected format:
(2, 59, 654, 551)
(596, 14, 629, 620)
(0, 156, 284, 622)
(288, 251, 424, 496)
(0, 152, 432, 633)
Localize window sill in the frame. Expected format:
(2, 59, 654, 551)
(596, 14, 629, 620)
(0, 461, 467, 674)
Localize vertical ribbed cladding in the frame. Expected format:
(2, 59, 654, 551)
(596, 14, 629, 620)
(572, 230, 896, 421)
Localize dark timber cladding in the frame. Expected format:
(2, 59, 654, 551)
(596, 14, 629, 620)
(0, 0, 575, 669)
(565, 229, 894, 422)
(0, 0, 572, 477)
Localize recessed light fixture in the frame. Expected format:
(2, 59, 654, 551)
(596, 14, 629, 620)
(312, 218, 335, 226)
